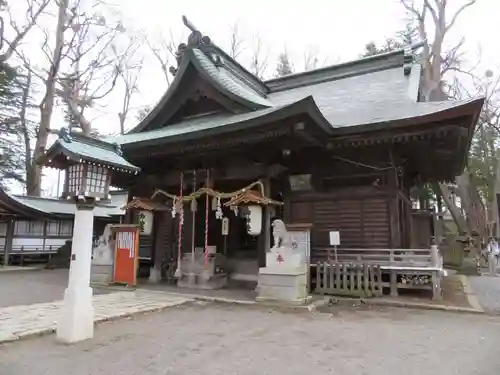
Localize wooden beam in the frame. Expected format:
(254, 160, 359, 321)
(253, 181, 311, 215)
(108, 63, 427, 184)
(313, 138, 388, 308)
(137, 163, 288, 187)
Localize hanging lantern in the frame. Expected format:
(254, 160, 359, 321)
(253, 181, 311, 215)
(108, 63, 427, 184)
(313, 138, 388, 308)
(224, 189, 283, 237)
(190, 199, 198, 212)
(137, 210, 154, 235)
(246, 205, 262, 236)
(211, 196, 218, 211)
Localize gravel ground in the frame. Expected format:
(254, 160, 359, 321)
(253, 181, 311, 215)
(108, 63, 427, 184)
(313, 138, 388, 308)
(1, 303, 499, 375)
(0, 269, 108, 307)
(468, 275, 500, 313)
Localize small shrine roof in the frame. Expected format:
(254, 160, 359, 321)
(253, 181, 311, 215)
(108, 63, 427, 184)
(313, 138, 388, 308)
(122, 197, 170, 211)
(40, 129, 140, 173)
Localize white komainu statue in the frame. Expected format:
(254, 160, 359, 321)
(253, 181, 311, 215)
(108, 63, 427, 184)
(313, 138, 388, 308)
(93, 224, 115, 264)
(267, 219, 302, 267)
(271, 219, 291, 250)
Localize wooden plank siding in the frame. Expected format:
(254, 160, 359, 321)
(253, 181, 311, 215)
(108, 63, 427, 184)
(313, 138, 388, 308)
(288, 187, 392, 263)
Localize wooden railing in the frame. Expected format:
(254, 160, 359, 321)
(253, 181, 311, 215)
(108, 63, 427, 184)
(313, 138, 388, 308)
(311, 247, 441, 267)
(311, 246, 444, 300)
(0, 245, 58, 254)
(315, 262, 383, 298)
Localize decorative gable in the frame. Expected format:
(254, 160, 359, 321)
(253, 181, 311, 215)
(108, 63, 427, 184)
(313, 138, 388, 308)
(130, 16, 272, 134)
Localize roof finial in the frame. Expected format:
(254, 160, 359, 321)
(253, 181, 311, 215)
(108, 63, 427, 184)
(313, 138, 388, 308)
(58, 127, 72, 143)
(170, 16, 213, 76)
(182, 15, 199, 33)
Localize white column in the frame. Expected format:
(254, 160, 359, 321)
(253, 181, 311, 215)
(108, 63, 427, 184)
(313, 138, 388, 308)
(57, 205, 95, 343)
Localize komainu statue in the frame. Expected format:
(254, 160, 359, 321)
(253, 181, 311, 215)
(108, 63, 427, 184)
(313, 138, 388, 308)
(271, 219, 291, 250)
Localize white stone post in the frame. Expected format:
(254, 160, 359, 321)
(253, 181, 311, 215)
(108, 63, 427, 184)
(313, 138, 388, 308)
(57, 204, 95, 343)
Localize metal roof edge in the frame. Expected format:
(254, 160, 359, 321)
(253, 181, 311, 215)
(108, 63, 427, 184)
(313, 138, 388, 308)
(265, 49, 405, 92)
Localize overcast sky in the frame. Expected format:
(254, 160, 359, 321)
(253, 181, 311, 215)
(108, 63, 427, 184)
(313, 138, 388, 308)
(13, 0, 498, 196)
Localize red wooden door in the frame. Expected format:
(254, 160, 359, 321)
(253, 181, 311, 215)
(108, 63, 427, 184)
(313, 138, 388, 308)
(113, 227, 139, 286)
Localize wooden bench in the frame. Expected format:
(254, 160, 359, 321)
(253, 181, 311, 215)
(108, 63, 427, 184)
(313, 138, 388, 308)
(311, 246, 445, 300)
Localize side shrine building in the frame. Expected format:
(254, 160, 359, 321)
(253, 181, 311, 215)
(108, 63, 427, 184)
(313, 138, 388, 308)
(47, 18, 484, 291)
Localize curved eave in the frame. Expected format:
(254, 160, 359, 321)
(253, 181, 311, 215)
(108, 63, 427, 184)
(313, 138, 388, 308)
(122, 96, 333, 150)
(38, 139, 83, 167)
(129, 49, 271, 134)
(328, 97, 485, 136)
(0, 188, 58, 219)
(39, 140, 140, 173)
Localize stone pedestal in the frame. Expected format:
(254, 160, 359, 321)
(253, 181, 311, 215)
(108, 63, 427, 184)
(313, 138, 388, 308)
(256, 246, 310, 305)
(176, 251, 228, 290)
(57, 206, 95, 343)
(148, 266, 162, 283)
(256, 266, 310, 305)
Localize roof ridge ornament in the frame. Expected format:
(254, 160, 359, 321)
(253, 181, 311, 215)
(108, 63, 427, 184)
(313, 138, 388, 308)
(58, 127, 72, 143)
(113, 142, 123, 156)
(169, 16, 214, 77)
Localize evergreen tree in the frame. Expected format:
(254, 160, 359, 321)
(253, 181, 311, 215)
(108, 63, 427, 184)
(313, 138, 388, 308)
(275, 51, 293, 77)
(0, 62, 35, 189)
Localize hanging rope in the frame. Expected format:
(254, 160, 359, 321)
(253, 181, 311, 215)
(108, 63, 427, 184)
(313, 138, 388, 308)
(176, 172, 184, 269)
(151, 179, 276, 203)
(204, 169, 210, 267)
(191, 170, 197, 267)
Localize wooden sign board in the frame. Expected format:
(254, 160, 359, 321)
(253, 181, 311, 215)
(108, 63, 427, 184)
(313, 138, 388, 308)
(113, 225, 139, 286)
(222, 217, 229, 236)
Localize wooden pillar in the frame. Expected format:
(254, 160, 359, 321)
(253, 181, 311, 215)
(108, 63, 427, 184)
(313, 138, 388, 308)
(3, 218, 14, 266)
(258, 176, 272, 267)
(387, 168, 401, 249)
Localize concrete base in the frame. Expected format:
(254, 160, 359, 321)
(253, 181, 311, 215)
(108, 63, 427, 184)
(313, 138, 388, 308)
(90, 264, 113, 285)
(56, 285, 94, 344)
(148, 266, 162, 283)
(177, 273, 228, 290)
(256, 266, 309, 305)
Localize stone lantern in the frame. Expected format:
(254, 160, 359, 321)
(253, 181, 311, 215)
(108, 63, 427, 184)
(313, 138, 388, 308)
(38, 128, 139, 343)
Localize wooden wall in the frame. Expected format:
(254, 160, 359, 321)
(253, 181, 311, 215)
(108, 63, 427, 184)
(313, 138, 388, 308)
(286, 186, 392, 262)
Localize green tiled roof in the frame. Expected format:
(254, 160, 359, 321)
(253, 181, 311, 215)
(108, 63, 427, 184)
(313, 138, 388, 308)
(191, 48, 272, 108)
(44, 131, 140, 172)
(111, 96, 336, 147)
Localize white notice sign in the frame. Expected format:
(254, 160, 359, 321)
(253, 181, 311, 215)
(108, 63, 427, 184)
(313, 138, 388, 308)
(329, 231, 340, 246)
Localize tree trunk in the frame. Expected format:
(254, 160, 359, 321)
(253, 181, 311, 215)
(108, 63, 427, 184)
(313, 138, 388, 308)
(30, 0, 68, 196)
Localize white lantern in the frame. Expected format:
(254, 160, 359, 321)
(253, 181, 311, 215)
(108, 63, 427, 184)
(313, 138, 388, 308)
(65, 162, 110, 201)
(138, 210, 154, 235)
(246, 205, 262, 236)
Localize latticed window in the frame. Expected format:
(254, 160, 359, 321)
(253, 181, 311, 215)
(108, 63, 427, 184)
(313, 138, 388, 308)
(85, 165, 108, 194)
(67, 164, 83, 192)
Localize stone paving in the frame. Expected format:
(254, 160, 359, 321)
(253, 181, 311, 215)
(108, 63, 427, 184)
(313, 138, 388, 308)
(1, 303, 499, 375)
(468, 275, 500, 313)
(0, 290, 193, 343)
(0, 268, 79, 307)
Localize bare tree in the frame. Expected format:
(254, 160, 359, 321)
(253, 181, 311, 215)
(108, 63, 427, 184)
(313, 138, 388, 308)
(400, 0, 477, 101)
(56, 4, 131, 135)
(302, 44, 329, 71)
(0, 0, 50, 63)
(29, 0, 70, 196)
(146, 30, 178, 86)
(117, 53, 143, 134)
(228, 22, 245, 60)
(249, 34, 268, 79)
